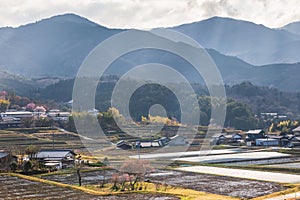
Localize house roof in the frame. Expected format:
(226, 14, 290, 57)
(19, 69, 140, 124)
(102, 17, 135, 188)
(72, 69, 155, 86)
(0, 152, 8, 159)
(291, 137, 300, 141)
(267, 135, 284, 139)
(170, 135, 185, 140)
(292, 126, 300, 132)
(256, 138, 278, 142)
(211, 133, 225, 138)
(246, 129, 264, 134)
(36, 150, 75, 159)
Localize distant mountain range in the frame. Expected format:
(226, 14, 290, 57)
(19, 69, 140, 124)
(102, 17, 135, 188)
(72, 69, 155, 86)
(283, 21, 300, 35)
(172, 17, 300, 65)
(0, 13, 300, 92)
(0, 14, 121, 78)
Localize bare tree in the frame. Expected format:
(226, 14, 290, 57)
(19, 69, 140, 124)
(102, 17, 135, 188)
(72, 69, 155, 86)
(75, 158, 83, 186)
(76, 168, 82, 186)
(25, 145, 39, 159)
(110, 174, 119, 191)
(100, 157, 110, 188)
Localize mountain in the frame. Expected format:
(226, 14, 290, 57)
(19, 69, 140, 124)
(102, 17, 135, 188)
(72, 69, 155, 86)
(282, 21, 300, 35)
(35, 77, 300, 118)
(0, 70, 61, 96)
(0, 70, 35, 95)
(1, 14, 300, 92)
(172, 16, 300, 65)
(0, 14, 122, 78)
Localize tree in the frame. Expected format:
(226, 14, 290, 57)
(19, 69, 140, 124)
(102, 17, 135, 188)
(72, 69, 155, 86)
(66, 115, 77, 133)
(100, 157, 110, 188)
(110, 174, 119, 191)
(0, 99, 10, 112)
(10, 162, 18, 172)
(25, 145, 39, 159)
(119, 159, 154, 190)
(25, 103, 36, 111)
(98, 107, 123, 130)
(22, 117, 35, 128)
(77, 168, 82, 186)
(23, 160, 33, 172)
(35, 117, 53, 127)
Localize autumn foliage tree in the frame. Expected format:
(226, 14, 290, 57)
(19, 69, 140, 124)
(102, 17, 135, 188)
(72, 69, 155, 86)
(0, 99, 10, 112)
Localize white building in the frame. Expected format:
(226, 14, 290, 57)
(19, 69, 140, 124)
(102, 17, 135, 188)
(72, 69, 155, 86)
(255, 138, 279, 146)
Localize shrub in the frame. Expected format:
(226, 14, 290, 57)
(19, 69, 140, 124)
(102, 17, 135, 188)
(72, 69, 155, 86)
(10, 161, 18, 172)
(23, 161, 33, 172)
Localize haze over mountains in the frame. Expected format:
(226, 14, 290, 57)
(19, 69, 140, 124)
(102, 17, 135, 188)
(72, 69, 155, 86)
(173, 17, 300, 65)
(0, 13, 300, 92)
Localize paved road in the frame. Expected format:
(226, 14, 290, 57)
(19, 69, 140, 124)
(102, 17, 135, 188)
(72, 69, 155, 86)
(176, 166, 300, 183)
(173, 151, 290, 163)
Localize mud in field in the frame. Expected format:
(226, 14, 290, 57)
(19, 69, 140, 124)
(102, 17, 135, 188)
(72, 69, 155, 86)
(0, 175, 179, 200)
(42, 169, 118, 185)
(43, 169, 288, 199)
(148, 170, 288, 199)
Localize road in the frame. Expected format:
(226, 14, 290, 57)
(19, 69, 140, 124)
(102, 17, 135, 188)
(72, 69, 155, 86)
(176, 166, 300, 183)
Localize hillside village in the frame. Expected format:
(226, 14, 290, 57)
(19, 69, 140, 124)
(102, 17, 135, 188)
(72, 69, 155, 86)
(2, 86, 300, 199)
(2, 6, 300, 199)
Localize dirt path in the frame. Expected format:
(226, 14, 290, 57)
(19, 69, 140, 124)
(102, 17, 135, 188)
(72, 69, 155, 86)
(264, 192, 300, 200)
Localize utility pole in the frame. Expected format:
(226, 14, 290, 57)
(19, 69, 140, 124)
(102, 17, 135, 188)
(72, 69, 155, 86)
(138, 129, 140, 160)
(52, 128, 54, 149)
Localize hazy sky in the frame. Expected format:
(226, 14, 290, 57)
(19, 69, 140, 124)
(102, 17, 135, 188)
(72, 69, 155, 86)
(0, 0, 300, 29)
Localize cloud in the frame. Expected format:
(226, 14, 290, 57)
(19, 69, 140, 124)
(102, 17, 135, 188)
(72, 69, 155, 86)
(0, 0, 299, 28)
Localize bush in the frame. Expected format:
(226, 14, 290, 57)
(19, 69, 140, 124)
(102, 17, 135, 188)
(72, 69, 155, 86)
(10, 162, 18, 172)
(23, 161, 33, 172)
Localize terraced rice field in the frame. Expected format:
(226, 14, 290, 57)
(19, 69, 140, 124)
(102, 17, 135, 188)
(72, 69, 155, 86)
(0, 174, 179, 200)
(0, 175, 99, 199)
(42, 169, 288, 199)
(0, 129, 84, 149)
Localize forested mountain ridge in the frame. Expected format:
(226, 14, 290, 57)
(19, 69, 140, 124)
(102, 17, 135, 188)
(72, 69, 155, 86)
(1, 14, 300, 91)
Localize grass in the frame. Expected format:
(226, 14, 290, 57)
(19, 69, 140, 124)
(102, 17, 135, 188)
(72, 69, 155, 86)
(35, 167, 107, 177)
(279, 149, 300, 156)
(252, 184, 300, 200)
(0, 128, 84, 149)
(84, 182, 238, 200)
(5, 127, 58, 134)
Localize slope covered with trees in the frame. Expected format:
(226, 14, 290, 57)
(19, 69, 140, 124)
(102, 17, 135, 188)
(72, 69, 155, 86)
(29, 78, 300, 130)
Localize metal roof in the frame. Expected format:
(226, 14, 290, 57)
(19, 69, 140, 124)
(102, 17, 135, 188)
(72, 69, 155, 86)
(292, 126, 300, 132)
(246, 129, 264, 134)
(0, 152, 8, 159)
(36, 150, 75, 159)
